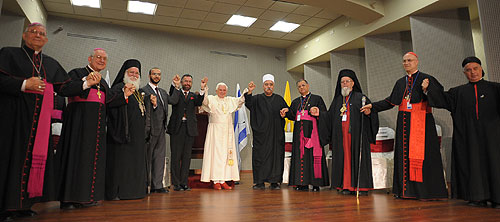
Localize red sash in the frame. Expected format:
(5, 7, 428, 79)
(25, 80, 53, 198)
(68, 88, 105, 104)
(399, 99, 431, 182)
(298, 110, 323, 179)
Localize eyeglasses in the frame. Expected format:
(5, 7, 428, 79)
(92, 55, 108, 61)
(340, 80, 352, 84)
(26, 29, 47, 37)
(151, 73, 161, 76)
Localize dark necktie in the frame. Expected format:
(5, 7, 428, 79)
(184, 91, 188, 99)
(155, 87, 163, 105)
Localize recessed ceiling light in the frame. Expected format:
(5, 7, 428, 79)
(71, 0, 100, 8)
(127, 1, 157, 15)
(270, 21, 300, 33)
(226, 15, 257, 28)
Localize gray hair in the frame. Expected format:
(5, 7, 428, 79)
(24, 23, 45, 32)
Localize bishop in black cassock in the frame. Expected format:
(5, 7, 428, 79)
(244, 74, 289, 190)
(285, 79, 329, 192)
(425, 56, 500, 208)
(361, 52, 447, 200)
(55, 48, 129, 209)
(0, 23, 84, 220)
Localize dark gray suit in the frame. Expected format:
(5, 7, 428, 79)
(142, 83, 179, 190)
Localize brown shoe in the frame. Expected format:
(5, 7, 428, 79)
(213, 183, 222, 190)
(221, 183, 233, 190)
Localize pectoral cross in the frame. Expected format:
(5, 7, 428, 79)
(340, 103, 347, 116)
(97, 87, 102, 100)
(405, 95, 410, 101)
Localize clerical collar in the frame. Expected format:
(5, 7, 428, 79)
(22, 44, 40, 55)
(301, 92, 311, 98)
(407, 70, 419, 77)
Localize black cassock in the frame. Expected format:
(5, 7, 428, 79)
(323, 91, 378, 191)
(0, 46, 83, 210)
(371, 71, 447, 199)
(244, 93, 288, 184)
(427, 79, 500, 203)
(286, 93, 329, 186)
(105, 83, 148, 200)
(55, 66, 126, 203)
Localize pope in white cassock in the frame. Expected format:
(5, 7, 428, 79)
(200, 81, 247, 190)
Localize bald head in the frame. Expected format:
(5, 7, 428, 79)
(403, 52, 419, 75)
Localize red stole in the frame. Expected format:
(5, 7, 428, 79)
(399, 98, 431, 182)
(298, 110, 323, 178)
(25, 80, 54, 198)
(68, 88, 106, 104)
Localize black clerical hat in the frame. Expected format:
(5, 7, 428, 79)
(462, 56, 484, 77)
(112, 59, 141, 87)
(334, 69, 362, 98)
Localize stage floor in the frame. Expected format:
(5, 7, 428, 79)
(28, 172, 499, 221)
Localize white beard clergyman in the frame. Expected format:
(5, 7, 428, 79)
(341, 87, 352, 97)
(124, 74, 141, 89)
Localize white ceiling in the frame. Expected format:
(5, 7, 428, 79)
(40, 0, 343, 48)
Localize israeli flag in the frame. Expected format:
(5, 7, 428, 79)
(234, 83, 250, 169)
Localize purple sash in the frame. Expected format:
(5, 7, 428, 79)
(25, 80, 53, 198)
(298, 110, 323, 179)
(68, 88, 105, 104)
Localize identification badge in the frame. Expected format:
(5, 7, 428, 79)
(342, 114, 347, 122)
(407, 101, 412, 109)
(297, 115, 301, 121)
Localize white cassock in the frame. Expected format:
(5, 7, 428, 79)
(200, 89, 247, 182)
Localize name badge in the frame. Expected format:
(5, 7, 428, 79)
(407, 101, 412, 110)
(297, 115, 301, 121)
(342, 114, 347, 122)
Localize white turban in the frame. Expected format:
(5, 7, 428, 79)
(262, 73, 274, 83)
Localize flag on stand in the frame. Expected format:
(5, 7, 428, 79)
(234, 83, 250, 170)
(283, 81, 293, 132)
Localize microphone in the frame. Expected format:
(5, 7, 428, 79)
(362, 96, 366, 106)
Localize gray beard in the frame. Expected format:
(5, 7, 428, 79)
(341, 87, 351, 97)
(124, 75, 140, 89)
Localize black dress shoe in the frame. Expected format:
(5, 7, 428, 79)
(60, 202, 77, 210)
(12, 209, 37, 218)
(468, 200, 487, 207)
(154, 188, 169, 193)
(312, 186, 320, 192)
(79, 201, 99, 208)
(393, 195, 402, 199)
(491, 202, 500, 209)
(253, 183, 265, 190)
(358, 191, 368, 196)
(181, 185, 191, 191)
(234, 181, 240, 185)
(173, 185, 183, 191)
(270, 183, 281, 190)
(341, 189, 352, 195)
(295, 185, 309, 191)
(1, 211, 14, 222)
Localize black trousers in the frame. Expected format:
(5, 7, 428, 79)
(170, 122, 194, 186)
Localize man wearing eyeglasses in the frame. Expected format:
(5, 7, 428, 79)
(0, 23, 88, 220)
(361, 52, 447, 200)
(141, 68, 180, 194)
(55, 48, 134, 210)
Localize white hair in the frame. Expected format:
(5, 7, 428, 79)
(216, 82, 227, 90)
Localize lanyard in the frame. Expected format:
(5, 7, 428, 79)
(405, 71, 420, 99)
(299, 93, 311, 111)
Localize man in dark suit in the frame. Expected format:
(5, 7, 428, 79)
(167, 74, 206, 191)
(142, 68, 180, 193)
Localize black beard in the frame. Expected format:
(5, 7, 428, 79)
(150, 77, 160, 84)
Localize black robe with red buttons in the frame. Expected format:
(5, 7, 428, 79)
(0, 45, 83, 211)
(371, 71, 447, 199)
(427, 78, 500, 203)
(285, 93, 329, 187)
(54, 66, 127, 203)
